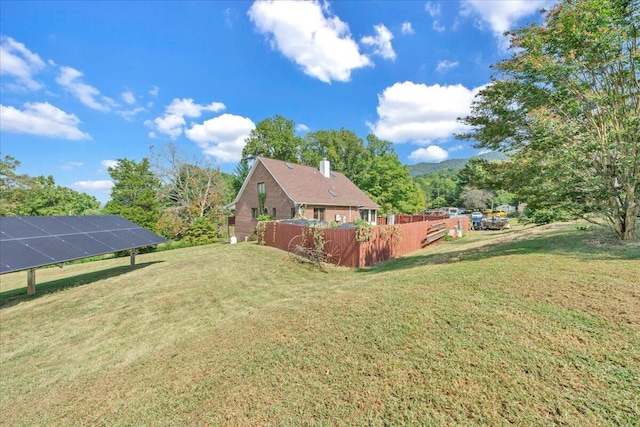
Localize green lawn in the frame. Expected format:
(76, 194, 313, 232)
(1, 221, 638, 426)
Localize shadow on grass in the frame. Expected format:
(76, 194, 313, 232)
(359, 225, 640, 275)
(0, 261, 163, 309)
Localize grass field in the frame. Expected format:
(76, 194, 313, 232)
(1, 221, 639, 426)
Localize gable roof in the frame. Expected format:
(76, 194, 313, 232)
(233, 157, 379, 209)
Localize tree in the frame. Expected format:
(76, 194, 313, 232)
(299, 128, 369, 182)
(415, 169, 460, 209)
(231, 158, 250, 196)
(151, 143, 230, 241)
(460, 188, 495, 211)
(0, 154, 100, 216)
(358, 135, 426, 214)
(459, 0, 639, 240)
(104, 158, 161, 232)
(241, 115, 302, 162)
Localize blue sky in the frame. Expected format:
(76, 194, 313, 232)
(1, 0, 554, 203)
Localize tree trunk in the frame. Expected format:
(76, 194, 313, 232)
(620, 208, 638, 240)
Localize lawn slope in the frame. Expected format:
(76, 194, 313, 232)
(1, 222, 638, 426)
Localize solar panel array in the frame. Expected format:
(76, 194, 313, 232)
(0, 215, 166, 274)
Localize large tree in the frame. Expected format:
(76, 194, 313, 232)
(151, 144, 230, 241)
(241, 114, 302, 162)
(459, 0, 639, 240)
(299, 128, 369, 182)
(358, 135, 426, 214)
(103, 158, 161, 232)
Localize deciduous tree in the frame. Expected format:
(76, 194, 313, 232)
(459, 0, 639, 239)
(0, 154, 100, 216)
(241, 115, 301, 163)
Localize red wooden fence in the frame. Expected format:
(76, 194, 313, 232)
(262, 216, 468, 268)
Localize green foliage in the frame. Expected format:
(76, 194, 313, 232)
(231, 159, 250, 196)
(0, 154, 100, 216)
(184, 217, 220, 244)
(151, 143, 231, 244)
(242, 115, 302, 163)
(357, 135, 425, 214)
(353, 218, 373, 243)
(414, 169, 460, 209)
(299, 128, 369, 182)
(458, 0, 640, 240)
(257, 192, 267, 217)
(103, 158, 161, 232)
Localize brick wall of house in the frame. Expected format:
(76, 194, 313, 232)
(235, 162, 295, 241)
(300, 206, 364, 224)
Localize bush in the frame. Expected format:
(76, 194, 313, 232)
(184, 217, 220, 244)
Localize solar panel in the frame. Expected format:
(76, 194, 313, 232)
(0, 215, 166, 274)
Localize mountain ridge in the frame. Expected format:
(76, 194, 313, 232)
(407, 151, 508, 178)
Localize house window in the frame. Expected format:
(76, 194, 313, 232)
(257, 182, 265, 194)
(314, 208, 325, 221)
(272, 207, 276, 218)
(360, 209, 376, 223)
(251, 208, 258, 219)
(291, 207, 296, 218)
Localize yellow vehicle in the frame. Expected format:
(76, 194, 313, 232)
(487, 210, 508, 217)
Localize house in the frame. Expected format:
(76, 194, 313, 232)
(228, 156, 380, 241)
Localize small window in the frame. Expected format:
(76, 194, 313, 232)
(251, 208, 258, 219)
(272, 207, 276, 218)
(257, 182, 265, 194)
(313, 208, 325, 221)
(291, 207, 296, 218)
(285, 162, 293, 169)
(328, 189, 338, 197)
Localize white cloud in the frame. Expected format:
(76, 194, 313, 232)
(461, 1, 553, 48)
(248, 0, 372, 83)
(425, 2, 445, 32)
(185, 113, 255, 162)
(425, 2, 441, 17)
(61, 161, 83, 171)
(118, 106, 146, 121)
(401, 22, 415, 35)
(71, 180, 114, 191)
(296, 123, 310, 133)
(0, 36, 46, 91)
(151, 98, 226, 139)
(166, 98, 225, 117)
(361, 24, 396, 61)
(56, 66, 116, 112)
(149, 86, 159, 97)
(367, 81, 484, 144)
(0, 102, 91, 140)
(436, 59, 459, 73)
(121, 91, 136, 104)
(409, 146, 449, 162)
(101, 159, 118, 169)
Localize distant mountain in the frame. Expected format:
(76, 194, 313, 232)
(407, 151, 509, 178)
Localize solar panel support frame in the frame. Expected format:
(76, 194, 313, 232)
(1, 215, 166, 295)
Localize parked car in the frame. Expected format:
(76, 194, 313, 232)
(471, 211, 483, 230)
